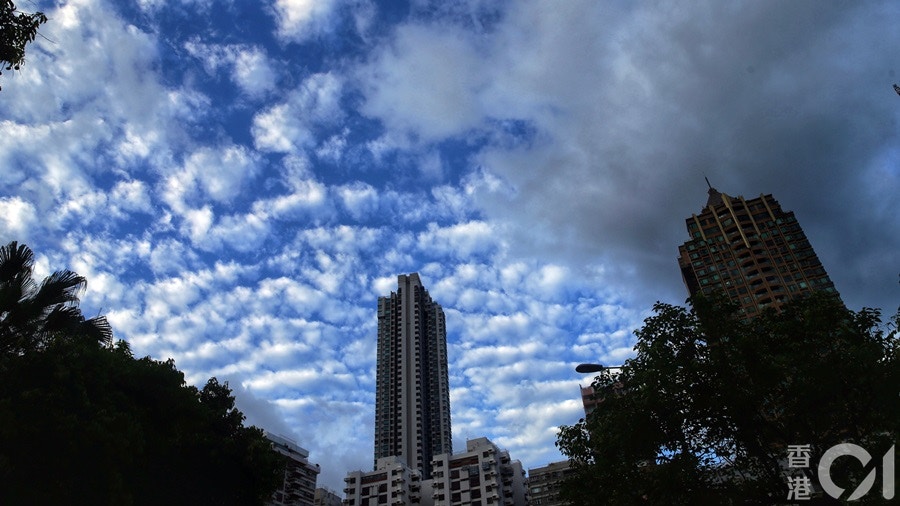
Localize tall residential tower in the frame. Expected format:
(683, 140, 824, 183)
(374, 273, 452, 479)
(678, 186, 839, 317)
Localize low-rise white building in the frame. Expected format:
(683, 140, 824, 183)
(267, 433, 321, 506)
(343, 456, 423, 506)
(429, 437, 527, 506)
(527, 460, 573, 506)
(314, 487, 343, 506)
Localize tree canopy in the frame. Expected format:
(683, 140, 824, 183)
(0, 241, 283, 505)
(0, 0, 47, 90)
(557, 293, 899, 505)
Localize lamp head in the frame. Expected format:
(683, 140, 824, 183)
(575, 363, 605, 373)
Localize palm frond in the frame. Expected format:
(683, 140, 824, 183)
(33, 270, 87, 308)
(84, 315, 114, 346)
(0, 241, 33, 284)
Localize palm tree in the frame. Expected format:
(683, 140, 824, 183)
(0, 241, 112, 357)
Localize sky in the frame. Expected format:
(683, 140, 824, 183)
(2, 0, 899, 492)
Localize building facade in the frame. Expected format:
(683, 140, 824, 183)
(678, 187, 839, 317)
(314, 488, 343, 506)
(375, 274, 452, 479)
(579, 385, 600, 417)
(527, 460, 573, 506)
(343, 456, 423, 506)
(429, 437, 528, 506)
(267, 433, 321, 506)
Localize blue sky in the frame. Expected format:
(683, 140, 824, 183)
(2, 0, 898, 491)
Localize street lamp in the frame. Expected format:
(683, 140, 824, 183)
(575, 363, 606, 373)
(576, 363, 624, 373)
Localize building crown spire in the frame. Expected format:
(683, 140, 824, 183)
(704, 177, 724, 207)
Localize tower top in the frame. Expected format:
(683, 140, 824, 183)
(706, 186, 724, 208)
(703, 177, 727, 208)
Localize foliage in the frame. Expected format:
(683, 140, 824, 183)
(0, 242, 283, 505)
(557, 293, 899, 505)
(0, 240, 112, 358)
(0, 0, 47, 90)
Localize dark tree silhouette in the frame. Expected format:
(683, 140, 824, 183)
(0, 241, 112, 358)
(557, 293, 899, 505)
(0, 241, 283, 505)
(0, 0, 47, 90)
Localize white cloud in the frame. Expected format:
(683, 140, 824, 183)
(271, 0, 341, 40)
(205, 210, 272, 252)
(109, 180, 154, 215)
(58, 189, 108, 225)
(148, 238, 201, 276)
(181, 206, 215, 243)
(245, 368, 321, 391)
(336, 181, 378, 220)
(176, 145, 261, 206)
(358, 23, 486, 142)
(460, 311, 531, 343)
(416, 221, 498, 259)
(252, 178, 331, 222)
(456, 341, 546, 369)
(372, 275, 396, 297)
(252, 103, 307, 152)
(0, 197, 38, 242)
(316, 130, 349, 162)
(185, 40, 277, 96)
(232, 48, 278, 95)
(158, 145, 268, 250)
(299, 225, 380, 254)
(524, 264, 569, 299)
(252, 72, 344, 153)
(430, 185, 473, 221)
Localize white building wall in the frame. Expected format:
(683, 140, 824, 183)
(429, 437, 528, 506)
(344, 456, 423, 506)
(266, 433, 320, 506)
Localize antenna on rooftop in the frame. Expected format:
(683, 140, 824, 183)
(704, 176, 713, 189)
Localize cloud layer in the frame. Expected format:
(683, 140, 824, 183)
(2, 0, 898, 491)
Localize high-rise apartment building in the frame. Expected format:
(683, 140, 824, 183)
(678, 186, 839, 316)
(375, 273, 452, 480)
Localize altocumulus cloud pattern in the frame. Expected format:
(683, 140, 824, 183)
(1, 0, 898, 490)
